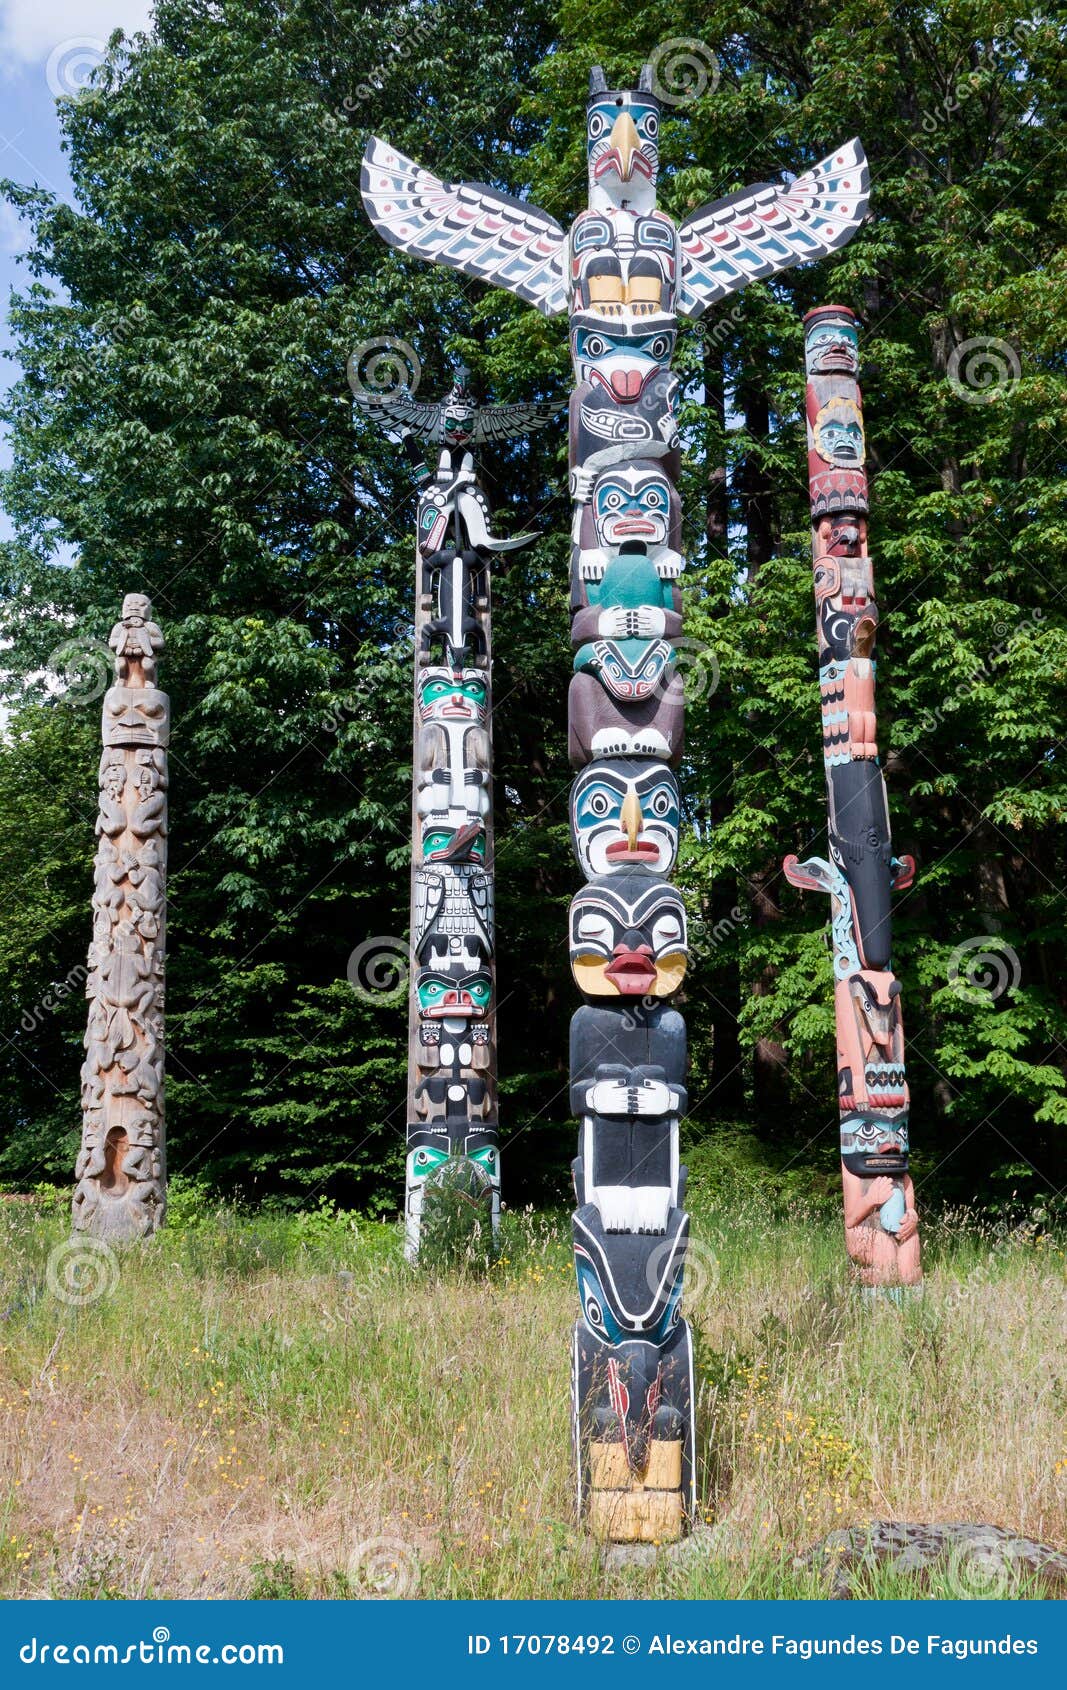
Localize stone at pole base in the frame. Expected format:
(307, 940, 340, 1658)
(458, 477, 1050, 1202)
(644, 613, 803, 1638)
(73, 592, 168, 1240)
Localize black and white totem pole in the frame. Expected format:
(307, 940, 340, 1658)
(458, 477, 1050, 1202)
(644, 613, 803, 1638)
(360, 67, 868, 1538)
(355, 370, 557, 1258)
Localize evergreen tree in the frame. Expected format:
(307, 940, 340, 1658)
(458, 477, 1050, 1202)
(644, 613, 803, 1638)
(2, 0, 1065, 1212)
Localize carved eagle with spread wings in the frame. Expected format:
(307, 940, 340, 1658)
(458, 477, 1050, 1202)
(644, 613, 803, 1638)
(360, 135, 870, 321)
(353, 364, 562, 447)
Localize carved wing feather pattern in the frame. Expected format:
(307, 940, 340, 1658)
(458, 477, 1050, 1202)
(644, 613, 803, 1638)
(360, 137, 568, 316)
(352, 392, 442, 437)
(676, 139, 870, 319)
(470, 400, 565, 444)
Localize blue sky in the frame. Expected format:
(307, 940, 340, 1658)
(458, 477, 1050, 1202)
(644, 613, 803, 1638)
(0, 0, 153, 543)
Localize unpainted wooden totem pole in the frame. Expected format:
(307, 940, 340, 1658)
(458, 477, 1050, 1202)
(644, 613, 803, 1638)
(784, 306, 921, 1290)
(355, 370, 557, 1258)
(74, 593, 168, 1239)
(360, 68, 869, 1537)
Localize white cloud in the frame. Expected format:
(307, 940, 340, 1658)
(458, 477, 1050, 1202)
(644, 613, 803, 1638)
(0, 199, 31, 253)
(0, 0, 152, 67)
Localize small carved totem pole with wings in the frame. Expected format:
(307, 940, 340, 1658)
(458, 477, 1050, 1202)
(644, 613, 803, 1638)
(361, 66, 868, 1537)
(783, 306, 921, 1291)
(355, 370, 557, 1258)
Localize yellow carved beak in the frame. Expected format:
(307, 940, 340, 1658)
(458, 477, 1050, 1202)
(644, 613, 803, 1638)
(609, 111, 640, 180)
(621, 787, 642, 849)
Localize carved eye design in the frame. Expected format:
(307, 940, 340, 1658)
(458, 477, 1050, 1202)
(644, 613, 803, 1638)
(646, 334, 670, 360)
(583, 332, 610, 359)
(642, 484, 666, 509)
(587, 112, 608, 139)
(640, 113, 659, 139)
(651, 913, 683, 953)
(649, 786, 674, 818)
(583, 1290, 607, 1333)
(583, 788, 614, 818)
(576, 913, 613, 947)
(600, 487, 625, 511)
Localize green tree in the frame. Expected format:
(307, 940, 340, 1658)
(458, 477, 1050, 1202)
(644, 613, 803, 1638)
(2, 0, 1065, 1215)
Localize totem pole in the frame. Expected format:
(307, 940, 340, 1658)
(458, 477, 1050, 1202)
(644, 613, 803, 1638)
(783, 306, 921, 1289)
(354, 369, 557, 1258)
(360, 69, 869, 1537)
(73, 593, 168, 1240)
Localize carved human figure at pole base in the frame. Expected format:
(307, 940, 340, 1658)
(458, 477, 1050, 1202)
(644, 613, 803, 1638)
(74, 594, 168, 1240)
(361, 62, 869, 1538)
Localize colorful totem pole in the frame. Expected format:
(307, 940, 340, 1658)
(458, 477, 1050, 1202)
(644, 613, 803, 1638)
(354, 369, 558, 1258)
(74, 593, 168, 1240)
(360, 68, 869, 1537)
(783, 306, 921, 1289)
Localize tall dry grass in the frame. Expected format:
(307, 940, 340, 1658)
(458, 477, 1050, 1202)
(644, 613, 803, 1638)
(0, 1189, 1063, 1598)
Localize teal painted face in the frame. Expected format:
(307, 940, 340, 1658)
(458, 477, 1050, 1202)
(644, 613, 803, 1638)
(592, 466, 671, 550)
(575, 1248, 682, 1346)
(587, 94, 660, 188)
(805, 316, 860, 377)
(415, 968, 492, 1018)
(571, 758, 680, 876)
(571, 323, 675, 396)
(815, 397, 865, 466)
(418, 670, 488, 725)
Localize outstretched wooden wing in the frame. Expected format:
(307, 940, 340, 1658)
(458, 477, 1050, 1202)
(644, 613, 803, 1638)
(361, 138, 568, 317)
(470, 400, 565, 444)
(677, 139, 870, 319)
(352, 391, 444, 439)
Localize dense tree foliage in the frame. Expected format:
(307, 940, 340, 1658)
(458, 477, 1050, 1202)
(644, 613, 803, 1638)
(2, 0, 1065, 1215)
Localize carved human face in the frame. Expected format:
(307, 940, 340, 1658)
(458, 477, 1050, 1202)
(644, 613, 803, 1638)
(569, 871, 688, 997)
(102, 686, 170, 748)
(814, 397, 865, 466)
(571, 759, 679, 876)
(418, 669, 488, 725)
(805, 312, 860, 377)
(591, 463, 672, 549)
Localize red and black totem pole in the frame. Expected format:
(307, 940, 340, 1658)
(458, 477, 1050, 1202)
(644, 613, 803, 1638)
(784, 305, 921, 1291)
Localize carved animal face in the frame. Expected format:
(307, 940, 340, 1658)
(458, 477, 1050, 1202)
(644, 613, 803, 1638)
(571, 759, 679, 876)
(586, 89, 661, 195)
(569, 871, 687, 997)
(570, 320, 675, 399)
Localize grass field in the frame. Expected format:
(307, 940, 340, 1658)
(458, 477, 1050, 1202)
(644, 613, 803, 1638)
(0, 1183, 1064, 1600)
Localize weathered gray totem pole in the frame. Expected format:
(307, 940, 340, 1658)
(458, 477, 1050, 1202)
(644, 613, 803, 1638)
(360, 69, 869, 1537)
(354, 370, 557, 1258)
(74, 593, 168, 1239)
(783, 306, 921, 1289)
